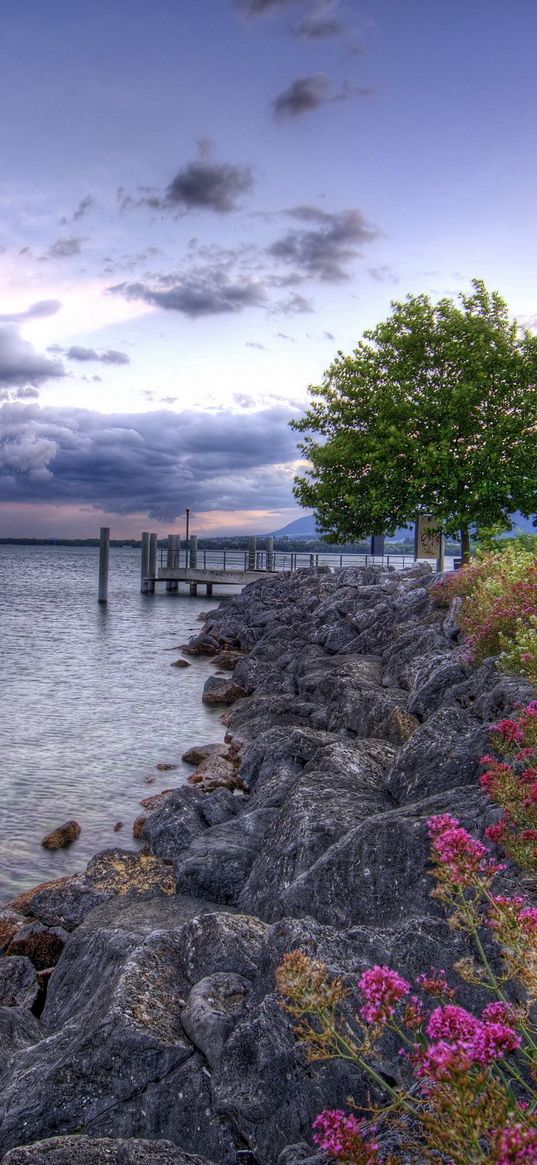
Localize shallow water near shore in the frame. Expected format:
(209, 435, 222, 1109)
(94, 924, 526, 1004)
(0, 544, 230, 902)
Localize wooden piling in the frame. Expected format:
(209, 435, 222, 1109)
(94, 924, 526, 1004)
(148, 533, 157, 594)
(141, 531, 150, 594)
(248, 536, 257, 571)
(166, 534, 179, 592)
(190, 534, 198, 569)
(98, 526, 110, 603)
(266, 537, 274, 571)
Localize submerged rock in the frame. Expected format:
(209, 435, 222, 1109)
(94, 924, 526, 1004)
(202, 677, 247, 706)
(41, 821, 81, 850)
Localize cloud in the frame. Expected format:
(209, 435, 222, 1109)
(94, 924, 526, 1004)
(245, 342, 267, 350)
(47, 237, 84, 259)
(272, 74, 367, 120)
(53, 345, 130, 366)
(272, 74, 331, 119)
(0, 403, 299, 518)
(164, 158, 253, 213)
(0, 300, 62, 324)
(123, 148, 254, 215)
(269, 205, 380, 280)
(73, 195, 95, 221)
(323, 330, 335, 340)
(109, 270, 266, 317)
(0, 325, 65, 389)
(295, 0, 346, 38)
(233, 392, 257, 406)
(236, 0, 298, 15)
(272, 291, 313, 314)
(368, 265, 399, 283)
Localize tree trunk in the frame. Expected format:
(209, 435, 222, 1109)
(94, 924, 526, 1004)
(460, 526, 471, 565)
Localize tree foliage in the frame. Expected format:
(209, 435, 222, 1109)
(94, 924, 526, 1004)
(292, 281, 537, 553)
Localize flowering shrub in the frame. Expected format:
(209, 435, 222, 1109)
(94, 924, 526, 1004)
(431, 545, 537, 683)
(481, 703, 537, 873)
(276, 811, 537, 1164)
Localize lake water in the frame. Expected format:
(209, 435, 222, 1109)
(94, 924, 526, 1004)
(0, 545, 230, 903)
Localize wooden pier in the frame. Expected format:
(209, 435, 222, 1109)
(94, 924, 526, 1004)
(97, 526, 441, 602)
(149, 534, 275, 595)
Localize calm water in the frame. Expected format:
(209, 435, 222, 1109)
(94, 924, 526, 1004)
(0, 545, 230, 902)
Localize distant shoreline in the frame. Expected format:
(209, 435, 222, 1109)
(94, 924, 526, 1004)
(0, 536, 462, 553)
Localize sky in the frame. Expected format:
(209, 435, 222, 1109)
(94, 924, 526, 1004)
(1, 0, 536, 538)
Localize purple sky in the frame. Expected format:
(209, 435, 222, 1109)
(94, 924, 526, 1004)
(1, 0, 536, 537)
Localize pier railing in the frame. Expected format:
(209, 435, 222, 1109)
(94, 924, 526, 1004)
(158, 548, 419, 573)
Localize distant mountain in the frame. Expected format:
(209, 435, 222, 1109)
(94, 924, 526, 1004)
(270, 515, 319, 539)
(269, 515, 412, 541)
(269, 512, 536, 542)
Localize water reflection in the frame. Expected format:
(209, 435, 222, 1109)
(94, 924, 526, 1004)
(0, 545, 229, 901)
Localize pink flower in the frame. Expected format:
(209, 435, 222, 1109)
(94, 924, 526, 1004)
(494, 1123, 537, 1164)
(428, 816, 498, 885)
(312, 1110, 380, 1162)
(358, 965, 411, 1024)
(426, 1004, 479, 1042)
(418, 1038, 474, 1080)
(416, 968, 456, 999)
(493, 719, 525, 743)
(481, 1001, 517, 1025)
(470, 1021, 520, 1063)
(427, 814, 460, 837)
(485, 821, 508, 843)
(419, 1005, 520, 1080)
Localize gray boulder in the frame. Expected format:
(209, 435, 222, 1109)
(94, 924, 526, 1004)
(1, 1139, 214, 1164)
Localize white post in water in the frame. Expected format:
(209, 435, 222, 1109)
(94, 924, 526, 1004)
(98, 526, 110, 603)
(248, 536, 257, 571)
(266, 537, 274, 571)
(148, 533, 157, 594)
(190, 534, 198, 568)
(141, 531, 150, 593)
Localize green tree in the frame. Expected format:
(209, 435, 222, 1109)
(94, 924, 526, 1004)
(292, 280, 537, 561)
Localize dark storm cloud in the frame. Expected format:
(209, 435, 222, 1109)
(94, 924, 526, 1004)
(52, 345, 130, 366)
(0, 300, 62, 323)
(0, 402, 299, 517)
(272, 74, 371, 119)
(269, 205, 380, 280)
(109, 271, 265, 317)
(47, 237, 84, 259)
(0, 325, 64, 388)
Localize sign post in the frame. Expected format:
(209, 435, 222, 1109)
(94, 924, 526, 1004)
(414, 515, 442, 568)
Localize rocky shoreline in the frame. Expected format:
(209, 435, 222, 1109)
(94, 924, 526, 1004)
(0, 565, 533, 1164)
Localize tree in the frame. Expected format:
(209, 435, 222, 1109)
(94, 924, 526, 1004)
(292, 281, 537, 561)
